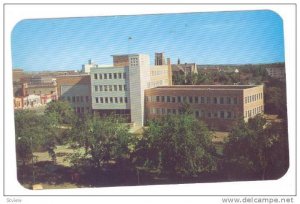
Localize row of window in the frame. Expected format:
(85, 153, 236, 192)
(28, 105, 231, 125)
(146, 95, 239, 105)
(149, 108, 237, 119)
(245, 106, 264, 118)
(94, 72, 126, 80)
(94, 84, 127, 92)
(151, 70, 168, 76)
(74, 106, 90, 114)
(61, 95, 90, 103)
(95, 96, 128, 104)
(245, 93, 263, 104)
(130, 58, 139, 66)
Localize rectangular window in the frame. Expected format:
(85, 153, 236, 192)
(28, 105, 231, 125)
(161, 96, 165, 102)
(67, 96, 71, 102)
(172, 97, 176, 103)
(99, 74, 103, 79)
(123, 73, 126, 79)
(183, 96, 187, 102)
(110, 97, 113, 103)
(105, 97, 108, 103)
(207, 97, 211, 104)
(156, 96, 160, 102)
(201, 97, 205, 104)
(124, 85, 127, 91)
(161, 108, 165, 115)
(125, 97, 128, 103)
(120, 97, 123, 103)
(214, 112, 218, 118)
(104, 85, 108, 91)
(167, 96, 171, 102)
(95, 85, 98, 92)
(245, 97, 247, 104)
(225, 97, 230, 104)
(114, 73, 117, 79)
(119, 85, 123, 91)
(99, 85, 103, 91)
(220, 97, 224, 104)
(100, 97, 103, 103)
(177, 96, 181, 103)
(72, 96, 75, 102)
(220, 111, 225, 118)
(114, 85, 118, 91)
(118, 73, 122, 79)
(94, 74, 98, 79)
(213, 97, 218, 104)
(195, 110, 199, 118)
(207, 112, 211, 118)
(95, 97, 99, 103)
(189, 96, 193, 103)
(104, 73, 107, 79)
(195, 96, 199, 103)
(109, 85, 112, 91)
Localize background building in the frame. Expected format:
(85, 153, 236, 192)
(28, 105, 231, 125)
(172, 63, 198, 76)
(266, 66, 285, 80)
(145, 85, 264, 131)
(56, 74, 92, 114)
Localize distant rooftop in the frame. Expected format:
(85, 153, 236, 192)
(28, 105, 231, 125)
(153, 85, 260, 90)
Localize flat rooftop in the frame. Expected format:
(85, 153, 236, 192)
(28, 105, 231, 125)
(152, 85, 260, 91)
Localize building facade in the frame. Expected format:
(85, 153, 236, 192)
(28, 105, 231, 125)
(145, 85, 264, 131)
(56, 75, 92, 114)
(90, 54, 172, 127)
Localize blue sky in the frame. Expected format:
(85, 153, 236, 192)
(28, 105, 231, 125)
(11, 10, 284, 71)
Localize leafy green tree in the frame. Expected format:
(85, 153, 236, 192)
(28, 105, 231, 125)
(135, 114, 217, 177)
(15, 110, 44, 167)
(15, 110, 60, 166)
(68, 115, 132, 170)
(222, 114, 289, 180)
(45, 100, 76, 124)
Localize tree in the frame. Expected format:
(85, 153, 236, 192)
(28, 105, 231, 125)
(68, 115, 132, 171)
(15, 110, 44, 167)
(222, 114, 289, 180)
(15, 110, 60, 166)
(135, 114, 217, 177)
(44, 100, 76, 124)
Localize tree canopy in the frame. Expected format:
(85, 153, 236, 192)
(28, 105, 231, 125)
(135, 114, 217, 177)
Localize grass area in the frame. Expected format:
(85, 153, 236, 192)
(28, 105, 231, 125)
(33, 145, 85, 167)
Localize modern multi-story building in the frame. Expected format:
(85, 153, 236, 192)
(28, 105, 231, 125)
(53, 52, 265, 131)
(56, 74, 92, 114)
(145, 85, 264, 131)
(90, 53, 172, 127)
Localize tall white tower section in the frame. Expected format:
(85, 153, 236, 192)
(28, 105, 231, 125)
(128, 54, 150, 127)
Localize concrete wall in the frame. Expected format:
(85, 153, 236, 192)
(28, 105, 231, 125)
(129, 54, 150, 127)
